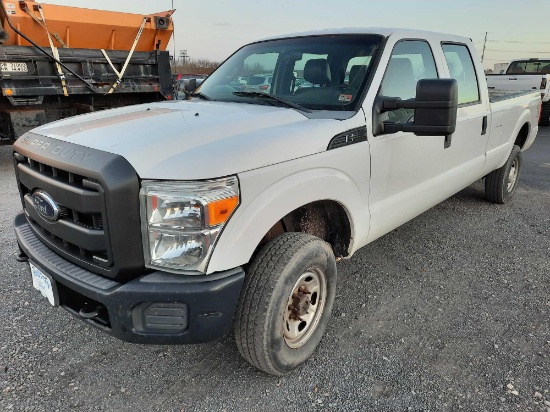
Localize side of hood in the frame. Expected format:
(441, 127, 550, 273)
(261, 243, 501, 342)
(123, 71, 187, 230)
(30, 100, 347, 180)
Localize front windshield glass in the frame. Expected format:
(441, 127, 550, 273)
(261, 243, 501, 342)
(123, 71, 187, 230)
(197, 34, 383, 111)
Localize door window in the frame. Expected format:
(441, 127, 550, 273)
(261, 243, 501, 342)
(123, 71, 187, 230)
(379, 40, 438, 124)
(442, 43, 480, 105)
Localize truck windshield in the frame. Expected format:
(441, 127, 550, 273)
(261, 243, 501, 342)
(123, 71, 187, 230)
(507, 60, 550, 74)
(197, 34, 383, 111)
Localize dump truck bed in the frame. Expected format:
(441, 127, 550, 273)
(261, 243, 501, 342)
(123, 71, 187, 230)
(0, 1, 173, 51)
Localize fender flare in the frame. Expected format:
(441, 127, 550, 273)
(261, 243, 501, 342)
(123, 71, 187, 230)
(206, 168, 369, 274)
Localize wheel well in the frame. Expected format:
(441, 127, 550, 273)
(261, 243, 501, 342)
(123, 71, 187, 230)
(514, 123, 529, 149)
(256, 200, 352, 258)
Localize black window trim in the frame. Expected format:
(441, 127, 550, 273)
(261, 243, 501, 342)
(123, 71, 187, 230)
(441, 41, 482, 107)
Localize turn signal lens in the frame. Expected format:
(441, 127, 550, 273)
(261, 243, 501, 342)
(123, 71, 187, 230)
(207, 196, 239, 226)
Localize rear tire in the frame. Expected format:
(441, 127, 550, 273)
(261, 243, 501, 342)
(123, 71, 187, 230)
(539, 101, 550, 127)
(485, 145, 522, 204)
(234, 233, 337, 376)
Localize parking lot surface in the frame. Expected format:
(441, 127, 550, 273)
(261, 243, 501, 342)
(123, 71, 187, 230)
(1, 130, 549, 412)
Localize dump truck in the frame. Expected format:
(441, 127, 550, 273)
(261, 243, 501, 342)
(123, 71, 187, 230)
(0, 0, 174, 144)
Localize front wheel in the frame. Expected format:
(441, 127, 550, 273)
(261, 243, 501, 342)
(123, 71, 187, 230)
(234, 233, 337, 376)
(485, 145, 522, 204)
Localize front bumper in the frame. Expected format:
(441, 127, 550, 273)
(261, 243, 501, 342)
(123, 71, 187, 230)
(14, 212, 245, 344)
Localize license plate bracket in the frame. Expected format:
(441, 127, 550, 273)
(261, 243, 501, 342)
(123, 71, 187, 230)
(30, 262, 59, 307)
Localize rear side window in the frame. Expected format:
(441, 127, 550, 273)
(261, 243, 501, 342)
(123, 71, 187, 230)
(442, 44, 480, 105)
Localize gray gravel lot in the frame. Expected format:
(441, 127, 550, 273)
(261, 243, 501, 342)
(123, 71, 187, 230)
(1, 130, 549, 412)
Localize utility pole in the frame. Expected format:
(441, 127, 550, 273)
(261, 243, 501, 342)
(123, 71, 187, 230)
(172, 0, 176, 68)
(481, 32, 488, 63)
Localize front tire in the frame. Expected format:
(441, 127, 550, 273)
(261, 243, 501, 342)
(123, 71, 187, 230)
(234, 233, 337, 376)
(485, 145, 522, 204)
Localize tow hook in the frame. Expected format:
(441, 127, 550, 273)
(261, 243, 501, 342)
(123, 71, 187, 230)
(79, 305, 102, 319)
(16, 246, 28, 263)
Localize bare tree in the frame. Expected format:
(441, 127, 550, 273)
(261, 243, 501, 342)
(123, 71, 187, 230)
(172, 58, 220, 75)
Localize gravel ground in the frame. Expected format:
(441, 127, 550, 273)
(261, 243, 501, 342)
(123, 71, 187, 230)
(1, 130, 549, 412)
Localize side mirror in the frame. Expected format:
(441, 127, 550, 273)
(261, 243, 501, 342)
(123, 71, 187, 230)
(185, 78, 198, 93)
(375, 78, 458, 140)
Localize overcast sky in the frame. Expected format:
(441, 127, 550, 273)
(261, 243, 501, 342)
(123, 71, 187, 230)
(46, 0, 550, 70)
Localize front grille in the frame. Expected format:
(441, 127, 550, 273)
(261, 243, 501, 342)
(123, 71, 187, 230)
(13, 134, 144, 281)
(15, 154, 113, 268)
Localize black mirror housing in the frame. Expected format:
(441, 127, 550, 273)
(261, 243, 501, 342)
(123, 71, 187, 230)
(185, 78, 198, 93)
(411, 78, 458, 136)
(375, 78, 458, 137)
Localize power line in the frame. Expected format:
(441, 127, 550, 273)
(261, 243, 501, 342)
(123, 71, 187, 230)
(485, 49, 550, 54)
(488, 39, 550, 45)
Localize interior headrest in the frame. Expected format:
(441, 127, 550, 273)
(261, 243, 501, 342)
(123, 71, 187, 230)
(380, 57, 416, 99)
(304, 59, 331, 85)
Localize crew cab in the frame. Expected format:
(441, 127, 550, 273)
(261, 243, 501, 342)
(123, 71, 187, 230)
(13, 28, 540, 376)
(487, 58, 550, 126)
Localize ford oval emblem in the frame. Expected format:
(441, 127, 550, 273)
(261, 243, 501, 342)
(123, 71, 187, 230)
(31, 190, 60, 221)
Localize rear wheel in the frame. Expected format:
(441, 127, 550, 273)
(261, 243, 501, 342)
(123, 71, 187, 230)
(234, 233, 336, 376)
(540, 102, 550, 127)
(485, 145, 522, 204)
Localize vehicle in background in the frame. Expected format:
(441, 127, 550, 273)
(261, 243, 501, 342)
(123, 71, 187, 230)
(175, 73, 208, 82)
(175, 74, 209, 98)
(294, 77, 314, 91)
(243, 74, 273, 92)
(487, 58, 550, 126)
(13, 28, 540, 377)
(0, 0, 174, 145)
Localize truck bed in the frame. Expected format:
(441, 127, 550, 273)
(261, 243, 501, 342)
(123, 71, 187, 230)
(488, 89, 540, 103)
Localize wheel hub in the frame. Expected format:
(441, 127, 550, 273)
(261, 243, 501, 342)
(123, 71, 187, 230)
(288, 286, 311, 320)
(283, 268, 327, 349)
(507, 158, 518, 192)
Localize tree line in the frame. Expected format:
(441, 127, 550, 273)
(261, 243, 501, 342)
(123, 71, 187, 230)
(172, 58, 220, 75)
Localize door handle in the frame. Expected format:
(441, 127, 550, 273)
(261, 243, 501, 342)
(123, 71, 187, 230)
(482, 116, 488, 135)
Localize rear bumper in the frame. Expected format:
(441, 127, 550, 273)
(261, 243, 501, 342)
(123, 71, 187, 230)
(14, 212, 245, 344)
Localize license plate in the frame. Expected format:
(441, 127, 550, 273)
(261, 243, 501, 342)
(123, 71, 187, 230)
(30, 262, 58, 306)
(0, 62, 28, 72)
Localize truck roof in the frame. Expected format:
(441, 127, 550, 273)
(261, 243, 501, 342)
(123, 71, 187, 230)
(258, 27, 472, 44)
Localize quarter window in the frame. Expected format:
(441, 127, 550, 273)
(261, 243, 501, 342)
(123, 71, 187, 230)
(442, 44, 480, 105)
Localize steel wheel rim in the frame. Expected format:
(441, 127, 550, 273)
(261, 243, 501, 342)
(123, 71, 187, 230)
(283, 267, 327, 349)
(507, 158, 519, 192)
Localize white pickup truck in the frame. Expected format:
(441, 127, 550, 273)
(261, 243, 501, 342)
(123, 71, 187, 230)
(13, 28, 540, 376)
(487, 58, 550, 125)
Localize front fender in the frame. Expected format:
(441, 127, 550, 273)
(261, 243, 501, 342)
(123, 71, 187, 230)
(206, 147, 371, 274)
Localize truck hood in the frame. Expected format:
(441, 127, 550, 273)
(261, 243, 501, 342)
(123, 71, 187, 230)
(30, 100, 346, 179)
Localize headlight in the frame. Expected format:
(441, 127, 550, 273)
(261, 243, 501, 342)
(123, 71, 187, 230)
(140, 177, 239, 273)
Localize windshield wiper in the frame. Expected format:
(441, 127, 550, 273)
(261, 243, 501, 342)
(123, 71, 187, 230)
(232, 91, 311, 113)
(185, 91, 212, 101)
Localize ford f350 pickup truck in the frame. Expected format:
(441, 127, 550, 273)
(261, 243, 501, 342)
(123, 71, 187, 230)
(13, 28, 540, 376)
(486, 58, 550, 126)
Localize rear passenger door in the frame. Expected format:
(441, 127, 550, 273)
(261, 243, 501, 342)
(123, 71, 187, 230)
(441, 42, 490, 175)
